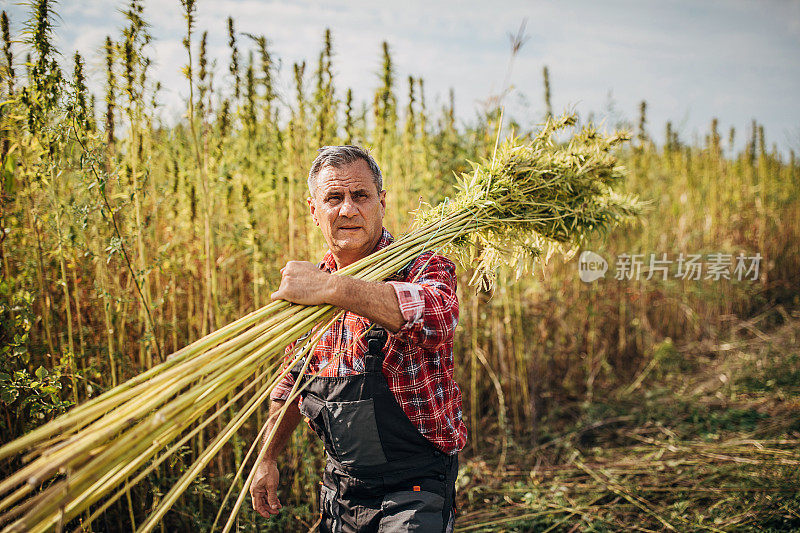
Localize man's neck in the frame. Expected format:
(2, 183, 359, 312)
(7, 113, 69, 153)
(331, 250, 367, 270)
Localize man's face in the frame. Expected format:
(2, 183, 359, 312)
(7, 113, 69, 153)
(308, 159, 386, 267)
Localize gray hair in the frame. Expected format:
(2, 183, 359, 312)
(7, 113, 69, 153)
(307, 145, 383, 197)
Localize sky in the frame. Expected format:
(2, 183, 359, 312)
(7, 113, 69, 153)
(3, 0, 800, 154)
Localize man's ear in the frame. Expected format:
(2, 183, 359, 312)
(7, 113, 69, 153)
(307, 196, 318, 225)
(379, 190, 386, 216)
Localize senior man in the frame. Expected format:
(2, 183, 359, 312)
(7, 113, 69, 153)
(249, 145, 466, 532)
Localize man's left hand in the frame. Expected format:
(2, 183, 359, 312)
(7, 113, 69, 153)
(271, 261, 332, 306)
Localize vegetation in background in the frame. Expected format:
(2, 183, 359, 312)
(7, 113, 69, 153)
(0, 0, 798, 530)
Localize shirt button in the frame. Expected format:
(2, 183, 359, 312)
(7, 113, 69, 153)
(437, 474, 446, 481)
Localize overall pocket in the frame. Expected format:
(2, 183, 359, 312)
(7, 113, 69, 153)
(325, 399, 388, 467)
(379, 489, 445, 533)
(299, 394, 335, 452)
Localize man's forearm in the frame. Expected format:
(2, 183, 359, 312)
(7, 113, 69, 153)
(270, 260, 406, 332)
(260, 398, 302, 462)
(326, 275, 405, 332)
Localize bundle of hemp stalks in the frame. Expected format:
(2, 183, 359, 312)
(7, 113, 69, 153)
(0, 115, 643, 533)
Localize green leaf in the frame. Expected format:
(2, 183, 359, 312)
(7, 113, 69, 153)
(35, 366, 48, 380)
(0, 387, 18, 404)
(2, 153, 16, 195)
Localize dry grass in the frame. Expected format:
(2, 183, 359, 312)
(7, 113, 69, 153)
(456, 311, 800, 532)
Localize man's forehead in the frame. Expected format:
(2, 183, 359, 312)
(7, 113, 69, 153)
(319, 160, 370, 177)
(320, 183, 372, 193)
(317, 162, 377, 192)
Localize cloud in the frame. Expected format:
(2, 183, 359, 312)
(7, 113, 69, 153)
(2, 0, 798, 153)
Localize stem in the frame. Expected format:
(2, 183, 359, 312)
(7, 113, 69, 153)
(28, 202, 56, 357)
(72, 119, 162, 363)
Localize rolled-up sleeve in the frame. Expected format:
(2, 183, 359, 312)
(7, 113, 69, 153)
(386, 253, 459, 350)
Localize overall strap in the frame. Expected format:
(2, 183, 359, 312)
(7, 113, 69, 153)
(363, 324, 388, 373)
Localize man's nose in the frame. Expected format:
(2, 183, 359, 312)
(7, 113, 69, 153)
(339, 195, 358, 217)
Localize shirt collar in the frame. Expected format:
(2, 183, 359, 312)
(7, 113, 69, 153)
(320, 227, 395, 273)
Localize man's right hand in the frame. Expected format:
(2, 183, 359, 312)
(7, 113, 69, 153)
(251, 459, 282, 517)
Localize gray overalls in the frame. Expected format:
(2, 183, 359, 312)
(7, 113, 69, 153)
(292, 326, 458, 533)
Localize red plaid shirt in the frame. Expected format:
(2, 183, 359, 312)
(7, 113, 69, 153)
(271, 228, 467, 454)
